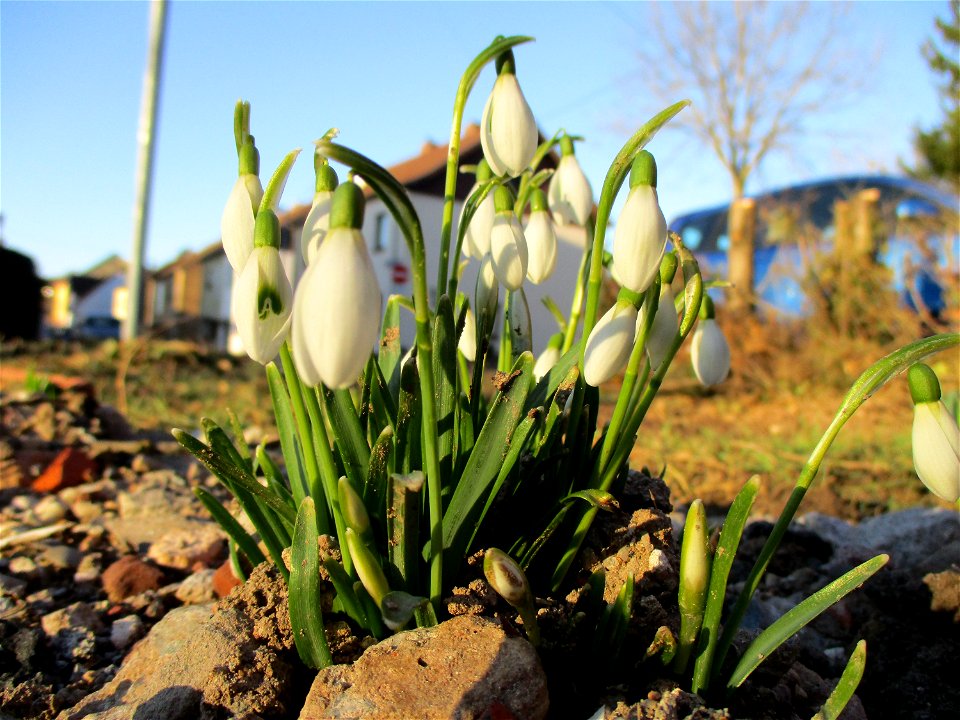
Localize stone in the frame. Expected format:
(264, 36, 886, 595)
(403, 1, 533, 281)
(300, 615, 549, 720)
(74, 553, 102, 584)
(101, 556, 165, 603)
(110, 614, 145, 649)
(174, 569, 216, 605)
(212, 559, 242, 598)
(32, 495, 70, 523)
(32, 447, 98, 493)
(0, 572, 28, 598)
(41, 601, 104, 637)
(146, 523, 225, 570)
(37, 543, 82, 572)
(924, 569, 960, 621)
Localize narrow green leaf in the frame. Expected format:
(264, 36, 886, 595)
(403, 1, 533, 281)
(193, 487, 266, 569)
(323, 558, 368, 628)
(322, 386, 371, 488)
(365, 426, 395, 528)
(387, 471, 424, 592)
(255, 447, 297, 513)
(201, 418, 250, 477)
(812, 640, 868, 720)
(289, 498, 333, 669)
(433, 295, 458, 484)
(526, 339, 583, 411)
(266, 363, 308, 506)
(727, 555, 888, 690)
(379, 295, 404, 400)
(396, 356, 422, 473)
(226, 408, 252, 468)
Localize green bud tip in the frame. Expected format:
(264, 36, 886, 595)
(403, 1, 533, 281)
(483, 548, 529, 608)
(908, 363, 942, 405)
(239, 137, 259, 177)
(559, 135, 575, 157)
(530, 187, 548, 213)
(630, 150, 657, 189)
(477, 158, 493, 183)
(253, 208, 281, 249)
(698, 295, 716, 320)
(315, 160, 339, 193)
(660, 251, 679, 284)
(495, 49, 516, 76)
(493, 184, 515, 214)
(338, 476, 370, 534)
(329, 181, 365, 230)
(617, 286, 644, 310)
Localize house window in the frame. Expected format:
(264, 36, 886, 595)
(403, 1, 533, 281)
(374, 213, 389, 253)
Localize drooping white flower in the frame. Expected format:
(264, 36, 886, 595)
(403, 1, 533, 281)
(461, 161, 496, 260)
(533, 340, 562, 381)
(458, 308, 477, 362)
(221, 173, 263, 273)
(524, 189, 557, 284)
(490, 187, 528, 291)
(690, 304, 730, 387)
(638, 284, 679, 370)
(476, 253, 500, 329)
(292, 183, 382, 389)
(612, 151, 667, 294)
(480, 53, 538, 178)
(908, 363, 960, 503)
(231, 242, 292, 364)
(547, 137, 593, 226)
(301, 191, 334, 265)
(583, 301, 638, 387)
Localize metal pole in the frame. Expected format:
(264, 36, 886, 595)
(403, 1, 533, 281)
(124, 0, 168, 340)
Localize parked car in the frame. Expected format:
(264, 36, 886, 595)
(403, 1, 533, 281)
(668, 175, 959, 316)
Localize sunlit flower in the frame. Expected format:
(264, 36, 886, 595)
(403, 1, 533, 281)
(490, 187, 528, 291)
(458, 308, 477, 362)
(583, 300, 638, 386)
(461, 160, 496, 260)
(231, 237, 292, 364)
(547, 136, 593, 226)
(475, 253, 500, 329)
(690, 298, 730, 387)
(221, 173, 263, 273)
(524, 189, 557, 284)
(612, 151, 667, 294)
(638, 284, 679, 370)
(533, 333, 563, 381)
(292, 183, 382, 389)
(908, 363, 960, 502)
(301, 161, 339, 265)
(480, 52, 538, 178)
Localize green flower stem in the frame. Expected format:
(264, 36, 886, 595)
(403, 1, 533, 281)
(499, 300, 514, 373)
(437, 35, 534, 296)
(561, 232, 591, 354)
(713, 332, 960, 675)
(387, 472, 425, 592)
(581, 101, 690, 348)
(317, 139, 444, 609)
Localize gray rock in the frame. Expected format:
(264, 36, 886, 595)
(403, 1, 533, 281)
(37, 543, 82, 572)
(0, 572, 28, 598)
(300, 615, 549, 720)
(174, 569, 216, 605)
(146, 524, 225, 571)
(41, 601, 103, 637)
(110, 615, 145, 650)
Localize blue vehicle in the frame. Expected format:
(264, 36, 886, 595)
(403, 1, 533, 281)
(668, 175, 959, 316)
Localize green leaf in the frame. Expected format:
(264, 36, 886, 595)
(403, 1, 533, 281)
(433, 295, 458, 484)
(289, 498, 333, 669)
(812, 640, 868, 720)
(193, 487, 266, 569)
(255, 446, 296, 513)
(323, 558, 368, 629)
(442, 352, 534, 566)
(396, 356, 422, 474)
(322, 386, 371, 489)
(365, 426, 394, 528)
(266, 363, 308, 506)
(378, 295, 404, 401)
(727, 555, 888, 690)
(526, 340, 583, 411)
(387, 471, 425, 593)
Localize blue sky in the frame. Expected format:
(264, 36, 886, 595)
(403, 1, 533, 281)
(0, 1, 950, 279)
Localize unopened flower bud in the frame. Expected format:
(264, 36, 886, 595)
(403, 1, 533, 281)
(480, 51, 539, 178)
(690, 297, 730, 387)
(908, 363, 960, 502)
(612, 151, 667, 294)
(583, 300, 638, 387)
(524, 188, 558, 284)
(490, 186, 528, 291)
(547, 135, 593, 226)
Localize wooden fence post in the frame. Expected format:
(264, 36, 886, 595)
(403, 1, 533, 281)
(853, 188, 881, 261)
(728, 197, 757, 314)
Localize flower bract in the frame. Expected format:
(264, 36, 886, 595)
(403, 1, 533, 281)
(231, 246, 292, 364)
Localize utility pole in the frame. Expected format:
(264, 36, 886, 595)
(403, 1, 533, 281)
(124, 0, 168, 340)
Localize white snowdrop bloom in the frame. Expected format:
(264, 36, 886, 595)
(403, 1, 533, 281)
(292, 184, 382, 389)
(458, 308, 477, 362)
(908, 363, 960, 502)
(524, 189, 557, 284)
(231, 243, 292, 364)
(475, 253, 500, 328)
(461, 182, 496, 259)
(637, 285, 679, 370)
(533, 345, 561, 381)
(301, 190, 334, 265)
(490, 187, 528, 291)
(480, 55, 538, 178)
(690, 317, 730, 387)
(612, 151, 667, 294)
(547, 138, 593, 226)
(221, 173, 263, 273)
(583, 301, 638, 387)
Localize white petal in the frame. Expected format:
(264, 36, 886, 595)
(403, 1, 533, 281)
(461, 185, 495, 259)
(231, 247, 292, 364)
(912, 402, 960, 502)
(637, 286, 679, 369)
(583, 303, 637, 386)
(481, 74, 538, 178)
(690, 318, 730, 387)
(490, 214, 528, 291)
(292, 228, 382, 389)
(612, 185, 667, 294)
(476, 253, 500, 324)
(524, 211, 557, 284)
(301, 190, 334, 265)
(221, 177, 257, 273)
(548, 155, 594, 226)
(534, 346, 561, 381)
(458, 308, 477, 361)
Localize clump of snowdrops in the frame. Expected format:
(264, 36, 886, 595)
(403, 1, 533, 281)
(175, 35, 959, 708)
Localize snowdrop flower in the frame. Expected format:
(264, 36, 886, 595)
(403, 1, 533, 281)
(690, 297, 730, 387)
(490, 186, 528, 291)
(637, 253, 680, 369)
(292, 182, 382, 389)
(612, 151, 667, 294)
(547, 135, 593, 226)
(231, 209, 293, 364)
(908, 363, 960, 502)
(461, 159, 496, 260)
(458, 307, 477, 362)
(301, 159, 339, 265)
(583, 299, 639, 387)
(524, 188, 557, 284)
(221, 135, 264, 273)
(533, 333, 563, 381)
(480, 50, 538, 178)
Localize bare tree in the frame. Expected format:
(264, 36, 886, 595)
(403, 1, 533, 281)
(636, 1, 857, 311)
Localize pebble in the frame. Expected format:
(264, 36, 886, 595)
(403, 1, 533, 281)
(175, 569, 216, 605)
(8, 555, 39, 579)
(74, 553, 102, 584)
(101, 556, 165, 603)
(41, 601, 104, 637)
(147, 524, 225, 570)
(37, 543, 82, 571)
(32, 494, 70, 523)
(110, 614, 145, 649)
(0, 572, 28, 598)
